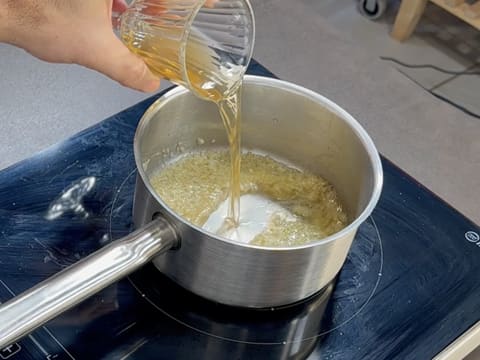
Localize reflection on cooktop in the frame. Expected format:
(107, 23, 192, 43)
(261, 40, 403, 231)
(128, 265, 333, 359)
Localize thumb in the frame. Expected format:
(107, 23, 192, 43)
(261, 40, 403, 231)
(82, 32, 160, 92)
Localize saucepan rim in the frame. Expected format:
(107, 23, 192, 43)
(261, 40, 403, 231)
(134, 75, 383, 251)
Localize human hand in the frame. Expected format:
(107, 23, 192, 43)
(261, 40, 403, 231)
(0, 0, 160, 92)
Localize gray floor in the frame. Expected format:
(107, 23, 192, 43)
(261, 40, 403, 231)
(0, 0, 479, 357)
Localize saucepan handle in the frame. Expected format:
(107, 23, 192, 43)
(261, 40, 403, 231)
(0, 217, 178, 348)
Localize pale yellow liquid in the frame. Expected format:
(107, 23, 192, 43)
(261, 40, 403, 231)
(150, 151, 348, 247)
(218, 91, 241, 227)
(123, 28, 243, 226)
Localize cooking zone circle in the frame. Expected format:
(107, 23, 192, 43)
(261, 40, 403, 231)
(108, 169, 384, 346)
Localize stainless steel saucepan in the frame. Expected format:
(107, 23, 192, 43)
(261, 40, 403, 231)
(0, 76, 383, 348)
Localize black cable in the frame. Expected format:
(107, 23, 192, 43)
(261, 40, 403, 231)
(380, 56, 480, 75)
(381, 56, 480, 119)
(428, 90, 480, 120)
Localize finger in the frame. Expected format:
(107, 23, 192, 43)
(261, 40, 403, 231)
(82, 33, 160, 92)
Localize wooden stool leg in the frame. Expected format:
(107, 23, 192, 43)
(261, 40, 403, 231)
(391, 0, 429, 41)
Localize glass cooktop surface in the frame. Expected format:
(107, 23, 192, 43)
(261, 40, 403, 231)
(0, 61, 478, 360)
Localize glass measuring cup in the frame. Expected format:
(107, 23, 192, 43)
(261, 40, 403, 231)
(118, 0, 255, 101)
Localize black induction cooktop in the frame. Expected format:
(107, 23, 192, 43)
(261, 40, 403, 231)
(0, 61, 478, 360)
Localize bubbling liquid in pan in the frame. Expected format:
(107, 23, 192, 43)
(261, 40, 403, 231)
(150, 151, 348, 247)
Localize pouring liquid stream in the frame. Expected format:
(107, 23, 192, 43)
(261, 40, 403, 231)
(217, 90, 242, 229)
(123, 26, 244, 231)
